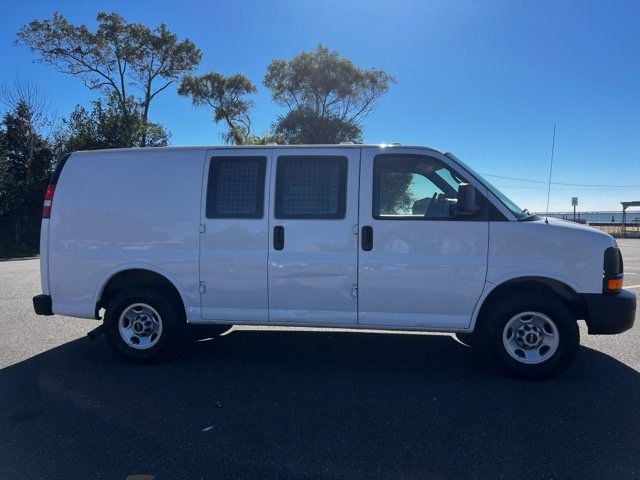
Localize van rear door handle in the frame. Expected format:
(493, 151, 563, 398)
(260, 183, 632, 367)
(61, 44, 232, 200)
(361, 226, 373, 251)
(274, 226, 285, 250)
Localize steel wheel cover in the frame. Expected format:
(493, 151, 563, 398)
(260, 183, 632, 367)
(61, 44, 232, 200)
(502, 311, 560, 365)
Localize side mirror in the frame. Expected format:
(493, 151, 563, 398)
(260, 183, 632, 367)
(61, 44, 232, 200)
(457, 183, 482, 216)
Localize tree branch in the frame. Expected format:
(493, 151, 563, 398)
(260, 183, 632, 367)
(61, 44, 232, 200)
(148, 79, 174, 102)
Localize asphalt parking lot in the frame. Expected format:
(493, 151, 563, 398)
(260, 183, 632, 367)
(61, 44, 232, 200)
(1, 241, 640, 480)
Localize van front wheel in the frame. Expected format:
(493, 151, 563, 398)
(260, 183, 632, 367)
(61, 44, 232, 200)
(104, 287, 183, 362)
(481, 294, 579, 379)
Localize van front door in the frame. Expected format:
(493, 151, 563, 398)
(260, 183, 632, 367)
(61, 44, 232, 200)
(268, 148, 360, 324)
(200, 149, 271, 322)
(358, 147, 489, 329)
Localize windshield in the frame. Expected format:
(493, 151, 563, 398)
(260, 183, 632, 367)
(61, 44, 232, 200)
(444, 153, 529, 219)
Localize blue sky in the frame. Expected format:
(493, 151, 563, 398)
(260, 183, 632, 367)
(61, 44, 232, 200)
(1, 0, 639, 212)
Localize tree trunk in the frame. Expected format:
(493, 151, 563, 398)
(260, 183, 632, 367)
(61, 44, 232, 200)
(141, 102, 149, 147)
(141, 83, 152, 148)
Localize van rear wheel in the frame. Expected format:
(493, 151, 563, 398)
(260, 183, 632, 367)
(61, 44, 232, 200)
(481, 293, 579, 379)
(104, 287, 184, 362)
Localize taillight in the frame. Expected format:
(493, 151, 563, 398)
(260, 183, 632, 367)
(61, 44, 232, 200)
(42, 184, 55, 218)
(42, 153, 70, 219)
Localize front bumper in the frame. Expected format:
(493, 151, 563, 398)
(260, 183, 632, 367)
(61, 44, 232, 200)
(582, 289, 636, 334)
(32, 294, 53, 316)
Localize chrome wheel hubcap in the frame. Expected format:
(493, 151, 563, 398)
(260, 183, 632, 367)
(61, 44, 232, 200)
(118, 303, 163, 350)
(503, 311, 559, 364)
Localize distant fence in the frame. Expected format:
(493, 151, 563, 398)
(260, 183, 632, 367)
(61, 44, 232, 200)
(0, 216, 41, 256)
(589, 223, 640, 238)
(540, 211, 640, 238)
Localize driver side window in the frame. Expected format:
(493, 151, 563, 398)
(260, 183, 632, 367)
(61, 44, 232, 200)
(373, 154, 472, 220)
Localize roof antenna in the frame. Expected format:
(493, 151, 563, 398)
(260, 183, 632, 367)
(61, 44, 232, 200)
(544, 124, 557, 224)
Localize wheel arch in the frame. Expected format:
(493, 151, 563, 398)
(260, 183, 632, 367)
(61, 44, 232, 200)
(472, 276, 588, 331)
(96, 267, 187, 320)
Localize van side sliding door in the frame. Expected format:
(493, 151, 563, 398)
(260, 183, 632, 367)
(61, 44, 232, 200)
(199, 149, 272, 322)
(268, 147, 360, 325)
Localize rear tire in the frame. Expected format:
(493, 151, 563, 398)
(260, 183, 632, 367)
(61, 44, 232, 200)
(104, 287, 184, 363)
(480, 293, 579, 379)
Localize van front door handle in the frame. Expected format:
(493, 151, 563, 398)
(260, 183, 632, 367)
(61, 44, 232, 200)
(274, 226, 285, 250)
(361, 226, 373, 251)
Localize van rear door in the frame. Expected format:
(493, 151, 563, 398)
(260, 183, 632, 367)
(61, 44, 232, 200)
(200, 149, 272, 322)
(268, 147, 360, 324)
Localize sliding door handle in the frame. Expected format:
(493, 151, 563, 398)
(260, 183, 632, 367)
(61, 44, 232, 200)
(274, 226, 285, 250)
(361, 226, 373, 251)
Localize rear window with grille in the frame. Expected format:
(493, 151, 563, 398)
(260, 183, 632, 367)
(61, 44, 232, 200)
(206, 156, 266, 218)
(275, 156, 347, 219)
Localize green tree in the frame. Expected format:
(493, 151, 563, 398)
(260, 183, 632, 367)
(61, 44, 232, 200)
(379, 172, 415, 215)
(264, 45, 395, 144)
(272, 106, 362, 144)
(1, 78, 57, 142)
(242, 133, 285, 145)
(0, 101, 53, 217)
(57, 93, 169, 152)
(17, 11, 201, 146)
(178, 72, 256, 145)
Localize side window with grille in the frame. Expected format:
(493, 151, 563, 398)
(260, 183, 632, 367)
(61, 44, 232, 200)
(206, 156, 266, 219)
(275, 156, 347, 219)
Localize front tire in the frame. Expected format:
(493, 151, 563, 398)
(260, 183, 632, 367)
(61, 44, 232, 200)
(104, 287, 184, 362)
(480, 293, 579, 379)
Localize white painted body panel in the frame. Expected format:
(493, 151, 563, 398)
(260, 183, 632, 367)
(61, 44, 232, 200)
(48, 149, 204, 320)
(39, 219, 50, 295)
(41, 145, 616, 334)
(487, 217, 614, 294)
(267, 147, 360, 324)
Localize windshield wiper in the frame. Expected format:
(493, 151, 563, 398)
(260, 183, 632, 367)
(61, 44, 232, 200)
(517, 208, 539, 221)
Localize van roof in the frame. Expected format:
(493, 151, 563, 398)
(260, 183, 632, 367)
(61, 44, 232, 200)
(71, 144, 446, 156)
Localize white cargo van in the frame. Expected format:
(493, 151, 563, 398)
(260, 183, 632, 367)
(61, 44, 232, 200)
(32, 145, 635, 378)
